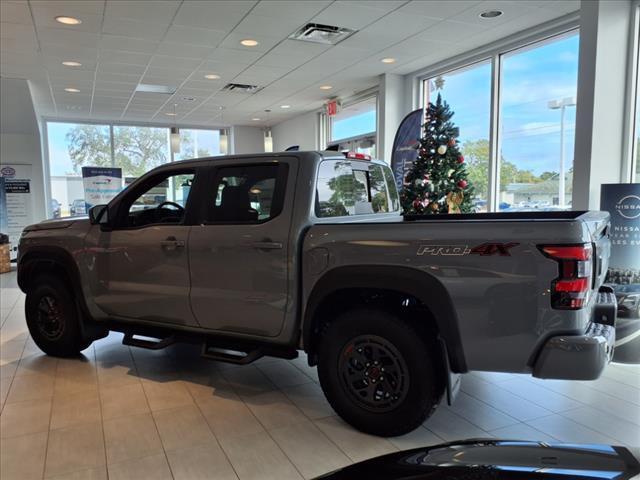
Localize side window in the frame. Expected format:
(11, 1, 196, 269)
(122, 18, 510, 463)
(316, 160, 354, 217)
(209, 164, 284, 223)
(382, 166, 400, 212)
(316, 161, 399, 217)
(370, 165, 389, 213)
(123, 171, 194, 228)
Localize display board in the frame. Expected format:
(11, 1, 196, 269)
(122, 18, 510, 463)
(81, 166, 122, 210)
(390, 109, 422, 191)
(0, 164, 33, 258)
(600, 183, 640, 364)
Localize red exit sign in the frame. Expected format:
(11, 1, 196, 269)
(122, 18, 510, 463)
(326, 100, 338, 116)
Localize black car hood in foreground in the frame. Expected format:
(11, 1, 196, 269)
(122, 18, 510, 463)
(315, 440, 640, 480)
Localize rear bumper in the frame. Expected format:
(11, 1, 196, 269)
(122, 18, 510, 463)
(533, 289, 616, 380)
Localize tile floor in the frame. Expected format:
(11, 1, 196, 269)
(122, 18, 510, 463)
(1, 269, 639, 479)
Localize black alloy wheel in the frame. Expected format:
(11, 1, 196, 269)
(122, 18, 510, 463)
(35, 294, 65, 340)
(338, 334, 409, 412)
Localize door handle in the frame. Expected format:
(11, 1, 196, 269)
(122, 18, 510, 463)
(160, 236, 185, 250)
(252, 241, 283, 250)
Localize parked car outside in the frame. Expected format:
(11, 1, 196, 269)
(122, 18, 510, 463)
(50, 199, 61, 218)
(69, 199, 86, 216)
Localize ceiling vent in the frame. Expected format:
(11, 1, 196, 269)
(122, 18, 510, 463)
(222, 83, 261, 94)
(289, 23, 356, 45)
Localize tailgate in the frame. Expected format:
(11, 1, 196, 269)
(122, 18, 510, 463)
(579, 211, 611, 291)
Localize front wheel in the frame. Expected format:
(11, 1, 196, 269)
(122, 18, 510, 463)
(317, 308, 443, 437)
(25, 274, 92, 357)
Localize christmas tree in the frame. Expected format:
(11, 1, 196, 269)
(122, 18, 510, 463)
(401, 94, 474, 215)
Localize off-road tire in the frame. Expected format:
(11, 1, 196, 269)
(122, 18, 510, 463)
(25, 274, 92, 357)
(317, 308, 442, 437)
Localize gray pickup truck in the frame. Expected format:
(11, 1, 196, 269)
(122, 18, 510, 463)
(18, 151, 617, 436)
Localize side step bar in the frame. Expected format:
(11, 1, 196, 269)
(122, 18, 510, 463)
(122, 333, 175, 350)
(119, 328, 298, 366)
(201, 345, 264, 365)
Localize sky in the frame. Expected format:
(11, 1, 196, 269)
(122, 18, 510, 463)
(49, 33, 580, 181)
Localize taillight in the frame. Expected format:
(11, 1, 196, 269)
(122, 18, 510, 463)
(539, 243, 593, 310)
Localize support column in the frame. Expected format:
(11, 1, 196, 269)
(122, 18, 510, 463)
(572, 0, 633, 209)
(378, 73, 407, 163)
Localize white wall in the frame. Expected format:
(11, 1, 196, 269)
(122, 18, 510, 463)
(0, 77, 46, 223)
(231, 125, 265, 154)
(272, 111, 319, 152)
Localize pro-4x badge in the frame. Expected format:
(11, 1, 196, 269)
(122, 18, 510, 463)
(470, 242, 519, 256)
(417, 245, 471, 256)
(416, 242, 519, 256)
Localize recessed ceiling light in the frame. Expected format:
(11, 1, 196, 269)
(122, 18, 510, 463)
(62, 61, 82, 67)
(479, 10, 503, 18)
(64, 87, 80, 93)
(320, 85, 333, 90)
(381, 57, 396, 64)
(204, 74, 220, 80)
(280, 104, 290, 109)
(240, 39, 259, 47)
(55, 16, 81, 25)
(252, 117, 261, 121)
(165, 112, 177, 116)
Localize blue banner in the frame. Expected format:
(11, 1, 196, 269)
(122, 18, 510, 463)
(390, 109, 422, 191)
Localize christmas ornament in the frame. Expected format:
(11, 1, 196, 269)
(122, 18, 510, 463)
(446, 191, 464, 214)
(430, 202, 439, 211)
(457, 180, 468, 189)
(457, 155, 464, 163)
(414, 178, 423, 187)
(447, 169, 455, 178)
(412, 199, 422, 210)
(448, 138, 456, 147)
(437, 145, 447, 155)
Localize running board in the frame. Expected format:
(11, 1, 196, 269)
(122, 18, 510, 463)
(122, 333, 175, 350)
(201, 345, 264, 365)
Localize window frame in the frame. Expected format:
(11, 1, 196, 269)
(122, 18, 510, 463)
(203, 162, 289, 226)
(412, 15, 580, 211)
(109, 166, 201, 230)
(43, 118, 227, 219)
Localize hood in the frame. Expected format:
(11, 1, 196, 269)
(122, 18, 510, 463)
(315, 439, 640, 480)
(23, 217, 88, 232)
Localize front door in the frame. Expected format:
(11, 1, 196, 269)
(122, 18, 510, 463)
(86, 168, 199, 326)
(188, 161, 293, 336)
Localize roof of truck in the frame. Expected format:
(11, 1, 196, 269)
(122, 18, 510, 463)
(156, 150, 387, 169)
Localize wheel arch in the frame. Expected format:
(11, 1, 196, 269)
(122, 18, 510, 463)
(18, 246, 105, 340)
(302, 265, 467, 373)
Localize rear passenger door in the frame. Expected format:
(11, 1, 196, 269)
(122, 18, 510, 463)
(188, 160, 295, 336)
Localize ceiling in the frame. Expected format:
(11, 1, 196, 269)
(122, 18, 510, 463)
(0, 0, 579, 128)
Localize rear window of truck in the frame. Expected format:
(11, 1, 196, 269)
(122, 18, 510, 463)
(315, 160, 400, 218)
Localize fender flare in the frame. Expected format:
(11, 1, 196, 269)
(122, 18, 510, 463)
(18, 247, 106, 340)
(302, 265, 467, 373)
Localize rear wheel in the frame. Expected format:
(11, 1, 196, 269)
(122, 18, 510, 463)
(25, 274, 92, 357)
(317, 308, 443, 437)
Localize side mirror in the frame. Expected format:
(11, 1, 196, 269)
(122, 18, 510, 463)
(89, 204, 109, 225)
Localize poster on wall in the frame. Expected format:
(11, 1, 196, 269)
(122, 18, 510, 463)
(81, 167, 122, 212)
(0, 164, 33, 258)
(600, 183, 640, 364)
(390, 109, 423, 192)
